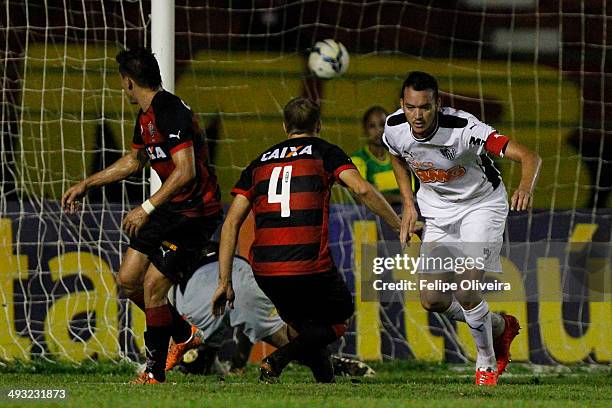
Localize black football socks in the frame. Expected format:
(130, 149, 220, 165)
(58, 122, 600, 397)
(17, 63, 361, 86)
(167, 302, 192, 344)
(144, 304, 174, 381)
(268, 323, 337, 377)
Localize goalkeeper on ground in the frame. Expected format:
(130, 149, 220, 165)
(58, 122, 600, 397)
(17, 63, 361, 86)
(161, 242, 374, 379)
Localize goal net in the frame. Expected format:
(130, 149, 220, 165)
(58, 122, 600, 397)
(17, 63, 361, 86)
(0, 0, 609, 365)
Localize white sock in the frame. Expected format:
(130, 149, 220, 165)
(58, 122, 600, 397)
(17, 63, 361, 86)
(441, 300, 466, 322)
(444, 299, 505, 338)
(491, 312, 505, 338)
(462, 300, 496, 370)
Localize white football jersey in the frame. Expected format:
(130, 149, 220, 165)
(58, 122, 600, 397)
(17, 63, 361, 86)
(382, 107, 508, 220)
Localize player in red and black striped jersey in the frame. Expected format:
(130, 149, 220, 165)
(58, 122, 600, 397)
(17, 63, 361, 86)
(230, 137, 354, 277)
(61, 48, 221, 384)
(131, 90, 221, 218)
(212, 97, 401, 383)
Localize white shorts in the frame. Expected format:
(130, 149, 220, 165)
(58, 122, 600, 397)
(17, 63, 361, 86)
(419, 200, 507, 274)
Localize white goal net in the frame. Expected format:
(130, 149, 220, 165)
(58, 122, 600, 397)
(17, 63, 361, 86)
(0, 0, 609, 365)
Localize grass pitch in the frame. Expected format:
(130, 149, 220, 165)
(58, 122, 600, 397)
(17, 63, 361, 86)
(0, 360, 609, 407)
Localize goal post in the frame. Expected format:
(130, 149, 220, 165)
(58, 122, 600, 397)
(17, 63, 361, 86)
(149, 0, 175, 194)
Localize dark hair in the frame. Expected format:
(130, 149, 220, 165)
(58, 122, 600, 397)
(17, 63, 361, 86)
(362, 105, 388, 128)
(115, 48, 162, 90)
(283, 97, 321, 135)
(400, 71, 439, 100)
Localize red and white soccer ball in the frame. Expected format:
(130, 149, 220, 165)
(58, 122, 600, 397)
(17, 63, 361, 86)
(308, 39, 350, 79)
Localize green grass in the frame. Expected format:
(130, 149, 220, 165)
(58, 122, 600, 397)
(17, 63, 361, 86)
(0, 361, 609, 408)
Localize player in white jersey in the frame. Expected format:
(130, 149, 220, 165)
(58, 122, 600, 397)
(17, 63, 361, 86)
(164, 243, 375, 379)
(383, 71, 541, 386)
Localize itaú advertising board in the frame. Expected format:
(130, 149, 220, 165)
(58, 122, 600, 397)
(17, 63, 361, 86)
(0, 201, 609, 365)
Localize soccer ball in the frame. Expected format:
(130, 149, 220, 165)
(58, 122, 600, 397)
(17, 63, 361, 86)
(308, 39, 349, 79)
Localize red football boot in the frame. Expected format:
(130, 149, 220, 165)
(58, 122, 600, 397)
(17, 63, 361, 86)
(494, 314, 521, 375)
(131, 371, 162, 384)
(165, 325, 202, 371)
(475, 368, 498, 386)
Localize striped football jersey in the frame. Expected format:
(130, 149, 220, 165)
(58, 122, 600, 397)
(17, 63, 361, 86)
(232, 137, 355, 276)
(132, 90, 221, 217)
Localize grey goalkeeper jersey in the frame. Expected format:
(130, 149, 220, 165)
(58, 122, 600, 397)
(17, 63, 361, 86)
(173, 256, 284, 345)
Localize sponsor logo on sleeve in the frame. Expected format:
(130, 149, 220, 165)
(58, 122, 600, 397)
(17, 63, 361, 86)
(469, 136, 485, 147)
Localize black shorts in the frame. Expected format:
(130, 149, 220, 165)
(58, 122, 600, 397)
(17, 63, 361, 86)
(129, 206, 222, 283)
(254, 269, 354, 330)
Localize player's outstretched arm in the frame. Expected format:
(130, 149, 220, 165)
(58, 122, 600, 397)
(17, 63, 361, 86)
(339, 168, 401, 233)
(502, 141, 542, 211)
(213, 194, 252, 317)
(61, 148, 147, 213)
(390, 154, 418, 247)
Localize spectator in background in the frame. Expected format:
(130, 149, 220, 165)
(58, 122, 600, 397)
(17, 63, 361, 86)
(351, 106, 418, 205)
